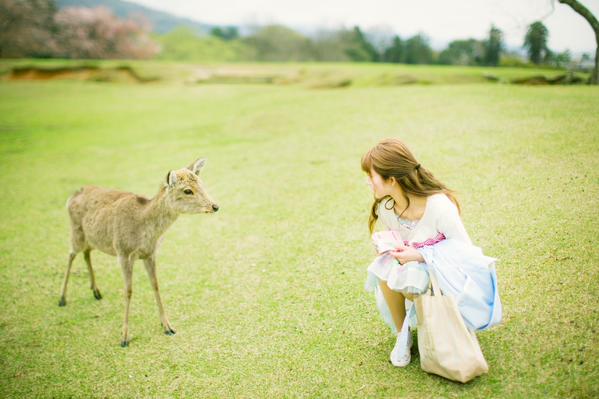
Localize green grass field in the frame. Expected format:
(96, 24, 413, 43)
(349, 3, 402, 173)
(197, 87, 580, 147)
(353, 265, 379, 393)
(0, 62, 598, 398)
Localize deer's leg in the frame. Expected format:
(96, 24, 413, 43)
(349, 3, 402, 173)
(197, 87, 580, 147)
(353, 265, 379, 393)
(143, 256, 176, 336)
(59, 251, 78, 307)
(84, 249, 102, 300)
(119, 255, 134, 347)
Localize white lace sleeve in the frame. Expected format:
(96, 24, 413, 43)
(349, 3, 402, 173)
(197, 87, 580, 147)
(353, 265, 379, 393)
(435, 196, 472, 245)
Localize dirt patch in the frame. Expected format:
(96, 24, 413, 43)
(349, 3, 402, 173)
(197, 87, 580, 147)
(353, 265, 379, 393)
(5, 65, 157, 83)
(185, 67, 300, 85)
(307, 77, 352, 89)
(511, 74, 587, 85)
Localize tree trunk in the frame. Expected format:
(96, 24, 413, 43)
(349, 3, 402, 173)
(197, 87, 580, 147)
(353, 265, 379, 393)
(558, 0, 599, 84)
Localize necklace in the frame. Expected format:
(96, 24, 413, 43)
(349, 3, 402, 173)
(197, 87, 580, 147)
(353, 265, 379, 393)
(386, 196, 426, 230)
(397, 215, 418, 230)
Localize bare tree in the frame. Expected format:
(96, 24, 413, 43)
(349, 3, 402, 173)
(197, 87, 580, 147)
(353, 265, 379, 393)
(557, 0, 599, 84)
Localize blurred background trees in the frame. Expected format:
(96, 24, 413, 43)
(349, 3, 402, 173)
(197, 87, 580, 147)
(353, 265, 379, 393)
(0, 0, 157, 58)
(242, 25, 313, 62)
(524, 21, 550, 64)
(0, 0, 595, 78)
(0, 0, 60, 58)
(156, 27, 253, 62)
(483, 25, 503, 66)
(53, 6, 158, 59)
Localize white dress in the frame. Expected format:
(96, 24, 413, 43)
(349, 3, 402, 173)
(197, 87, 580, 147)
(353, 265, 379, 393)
(365, 193, 474, 335)
(378, 192, 472, 245)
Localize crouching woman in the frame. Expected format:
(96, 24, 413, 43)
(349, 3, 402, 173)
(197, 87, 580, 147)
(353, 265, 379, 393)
(362, 138, 501, 367)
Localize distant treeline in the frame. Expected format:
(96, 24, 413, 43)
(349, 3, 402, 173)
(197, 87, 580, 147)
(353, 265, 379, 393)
(159, 23, 581, 69)
(0, 0, 589, 70)
(157, 25, 506, 66)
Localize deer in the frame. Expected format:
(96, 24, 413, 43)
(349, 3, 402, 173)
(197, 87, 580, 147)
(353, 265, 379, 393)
(58, 158, 218, 347)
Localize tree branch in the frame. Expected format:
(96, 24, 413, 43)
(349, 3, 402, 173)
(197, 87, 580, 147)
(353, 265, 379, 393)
(558, 0, 599, 40)
(558, 0, 599, 83)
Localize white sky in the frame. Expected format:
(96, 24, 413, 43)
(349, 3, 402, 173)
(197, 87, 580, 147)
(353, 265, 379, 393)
(129, 0, 598, 54)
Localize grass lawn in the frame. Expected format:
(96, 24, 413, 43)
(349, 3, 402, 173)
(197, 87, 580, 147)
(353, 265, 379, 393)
(0, 66, 598, 397)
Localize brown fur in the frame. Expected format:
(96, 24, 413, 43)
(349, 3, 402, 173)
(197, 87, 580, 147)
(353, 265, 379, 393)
(58, 159, 218, 347)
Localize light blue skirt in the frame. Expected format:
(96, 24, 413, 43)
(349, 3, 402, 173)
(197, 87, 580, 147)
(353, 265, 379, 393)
(365, 260, 429, 335)
(366, 258, 430, 296)
(365, 238, 502, 335)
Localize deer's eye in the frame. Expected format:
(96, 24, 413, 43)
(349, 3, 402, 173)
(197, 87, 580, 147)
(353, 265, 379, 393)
(183, 189, 193, 195)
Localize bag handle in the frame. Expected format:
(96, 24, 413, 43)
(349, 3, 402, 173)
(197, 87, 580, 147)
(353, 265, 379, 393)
(429, 269, 442, 297)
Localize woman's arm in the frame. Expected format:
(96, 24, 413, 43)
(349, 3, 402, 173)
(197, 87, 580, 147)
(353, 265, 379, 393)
(436, 196, 472, 244)
(389, 246, 425, 264)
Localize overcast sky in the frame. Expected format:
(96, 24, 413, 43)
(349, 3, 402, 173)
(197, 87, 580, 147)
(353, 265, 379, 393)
(129, 0, 598, 54)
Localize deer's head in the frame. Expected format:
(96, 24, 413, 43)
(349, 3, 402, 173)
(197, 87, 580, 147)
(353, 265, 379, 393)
(165, 158, 219, 214)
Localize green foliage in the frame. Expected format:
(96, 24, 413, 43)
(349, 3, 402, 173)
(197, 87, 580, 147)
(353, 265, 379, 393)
(343, 26, 379, 62)
(235, 25, 380, 62)
(383, 36, 404, 63)
(404, 34, 433, 64)
(155, 27, 254, 62)
(499, 55, 531, 68)
(546, 49, 572, 68)
(242, 25, 314, 62)
(3, 2, 580, 71)
(309, 31, 352, 61)
(483, 25, 503, 66)
(524, 21, 550, 65)
(437, 26, 503, 67)
(438, 39, 483, 66)
(210, 26, 239, 41)
(309, 26, 381, 62)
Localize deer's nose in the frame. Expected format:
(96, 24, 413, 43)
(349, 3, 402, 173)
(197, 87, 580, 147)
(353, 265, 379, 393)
(212, 204, 219, 212)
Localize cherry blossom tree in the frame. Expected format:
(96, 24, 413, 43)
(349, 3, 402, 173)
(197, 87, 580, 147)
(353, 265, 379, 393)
(0, 1, 159, 59)
(53, 6, 159, 59)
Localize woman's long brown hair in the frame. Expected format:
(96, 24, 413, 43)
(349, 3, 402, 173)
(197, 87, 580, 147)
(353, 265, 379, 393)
(361, 138, 461, 233)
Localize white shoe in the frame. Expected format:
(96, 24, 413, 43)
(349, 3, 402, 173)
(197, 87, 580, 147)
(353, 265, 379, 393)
(390, 329, 413, 367)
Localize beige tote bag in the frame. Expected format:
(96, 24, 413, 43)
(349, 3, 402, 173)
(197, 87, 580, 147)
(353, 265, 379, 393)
(414, 270, 489, 383)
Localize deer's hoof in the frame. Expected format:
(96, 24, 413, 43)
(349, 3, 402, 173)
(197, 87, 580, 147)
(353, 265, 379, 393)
(120, 340, 129, 348)
(164, 328, 176, 336)
(58, 297, 66, 307)
(93, 289, 102, 300)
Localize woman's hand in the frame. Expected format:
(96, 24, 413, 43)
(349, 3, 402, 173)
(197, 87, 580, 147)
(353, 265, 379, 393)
(389, 244, 424, 265)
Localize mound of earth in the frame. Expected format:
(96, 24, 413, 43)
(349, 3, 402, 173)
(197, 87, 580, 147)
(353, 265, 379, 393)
(6, 65, 157, 83)
(511, 73, 587, 85)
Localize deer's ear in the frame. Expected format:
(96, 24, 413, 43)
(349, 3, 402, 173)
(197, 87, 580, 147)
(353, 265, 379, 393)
(188, 158, 206, 175)
(166, 170, 177, 186)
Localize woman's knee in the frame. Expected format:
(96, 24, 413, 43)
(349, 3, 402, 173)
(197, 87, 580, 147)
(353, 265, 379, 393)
(379, 280, 414, 299)
(403, 292, 417, 301)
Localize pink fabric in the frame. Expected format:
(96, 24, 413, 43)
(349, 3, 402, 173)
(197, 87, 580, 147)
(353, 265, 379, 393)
(405, 232, 446, 249)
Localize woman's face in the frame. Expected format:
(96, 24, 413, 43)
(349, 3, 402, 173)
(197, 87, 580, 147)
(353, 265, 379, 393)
(367, 168, 394, 199)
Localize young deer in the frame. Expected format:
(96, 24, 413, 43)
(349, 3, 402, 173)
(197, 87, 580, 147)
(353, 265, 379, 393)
(59, 158, 218, 347)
